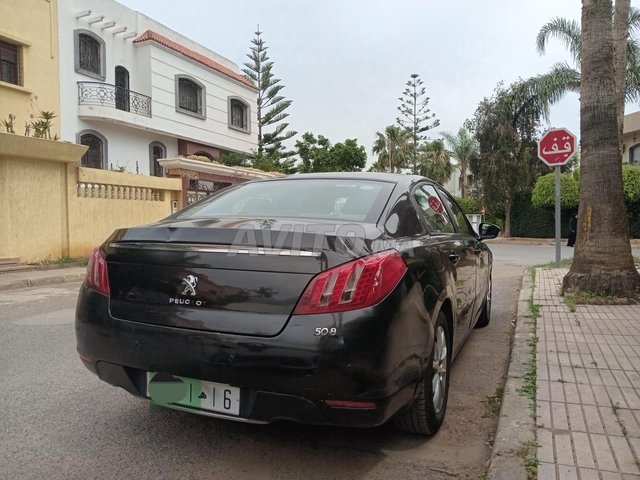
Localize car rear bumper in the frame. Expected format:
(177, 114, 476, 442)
(75, 280, 431, 427)
(86, 359, 415, 426)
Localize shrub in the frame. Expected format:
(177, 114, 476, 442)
(531, 172, 580, 209)
(454, 196, 479, 214)
(623, 164, 640, 204)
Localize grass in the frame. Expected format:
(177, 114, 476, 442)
(564, 295, 577, 313)
(518, 440, 540, 480)
(536, 258, 574, 269)
(528, 299, 540, 321)
(524, 456, 540, 479)
(610, 401, 629, 437)
(482, 387, 504, 418)
(563, 289, 639, 306)
(519, 335, 538, 413)
(519, 268, 539, 417)
(534, 256, 639, 270)
(612, 402, 621, 415)
(32, 255, 88, 266)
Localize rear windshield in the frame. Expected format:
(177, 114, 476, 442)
(177, 179, 393, 223)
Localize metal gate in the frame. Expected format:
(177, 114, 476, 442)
(186, 179, 230, 205)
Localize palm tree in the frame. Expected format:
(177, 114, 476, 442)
(418, 140, 454, 185)
(563, 0, 640, 297)
(371, 125, 411, 173)
(441, 128, 478, 198)
(530, 8, 640, 113)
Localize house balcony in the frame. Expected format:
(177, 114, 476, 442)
(77, 82, 152, 127)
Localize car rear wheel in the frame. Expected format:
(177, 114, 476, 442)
(475, 273, 492, 328)
(394, 311, 451, 435)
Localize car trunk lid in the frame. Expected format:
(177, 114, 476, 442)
(105, 218, 384, 337)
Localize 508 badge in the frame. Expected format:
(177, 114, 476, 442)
(314, 327, 338, 336)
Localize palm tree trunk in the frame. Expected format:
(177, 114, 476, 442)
(613, 0, 630, 154)
(563, 0, 640, 297)
(461, 165, 468, 198)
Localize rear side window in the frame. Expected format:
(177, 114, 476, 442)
(437, 188, 476, 237)
(413, 184, 456, 234)
(177, 179, 393, 223)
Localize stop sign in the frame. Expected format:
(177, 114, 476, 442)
(428, 195, 444, 215)
(538, 128, 577, 167)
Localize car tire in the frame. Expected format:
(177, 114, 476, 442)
(394, 311, 451, 436)
(475, 273, 492, 329)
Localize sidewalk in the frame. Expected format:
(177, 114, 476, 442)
(0, 265, 86, 291)
(486, 237, 640, 248)
(534, 268, 640, 480)
(489, 268, 640, 480)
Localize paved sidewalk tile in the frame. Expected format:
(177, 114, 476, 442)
(538, 462, 557, 480)
(534, 268, 640, 480)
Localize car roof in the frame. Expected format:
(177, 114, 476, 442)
(254, 172, 435, 190)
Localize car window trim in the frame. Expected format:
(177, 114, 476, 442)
(434, 186, 477, 238)
(410, 182, 458, 236)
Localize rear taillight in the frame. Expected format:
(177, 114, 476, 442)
(293, 250, 407, 315)
(85, 246, 110, 296)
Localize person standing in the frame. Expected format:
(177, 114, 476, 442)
(567, 212, 578, 247)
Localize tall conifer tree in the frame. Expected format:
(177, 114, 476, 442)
(242, 27, 296, 167)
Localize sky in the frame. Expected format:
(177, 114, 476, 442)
(118, 0, 638, 165)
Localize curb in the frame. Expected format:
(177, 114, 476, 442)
(0, 272, 85, 292)
(488, 271, 537, 480)
(0, 261, 87, 274)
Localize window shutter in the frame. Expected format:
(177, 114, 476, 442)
(0, 40, 19, 84)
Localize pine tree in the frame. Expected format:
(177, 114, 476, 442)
(242, 27, 297, 166)
(396, 74, 439, 174)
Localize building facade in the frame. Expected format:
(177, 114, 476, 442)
(0, 0, 61, 137)
(623, 111, 640, 165)
(57, 0, 258, 176)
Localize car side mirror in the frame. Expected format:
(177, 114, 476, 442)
(478, 222, 500, 241)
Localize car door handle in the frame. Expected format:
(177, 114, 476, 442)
(448, 253, 461, 266)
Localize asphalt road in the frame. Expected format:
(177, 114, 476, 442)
(488, 241, 640, 267)
(0, 250, 529, 480)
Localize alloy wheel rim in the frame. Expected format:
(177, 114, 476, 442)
(432, 325, 448, 414)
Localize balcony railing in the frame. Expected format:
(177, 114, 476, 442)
(77, 82, 152, 118)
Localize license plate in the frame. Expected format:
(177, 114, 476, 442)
(146, 372, 240, 416)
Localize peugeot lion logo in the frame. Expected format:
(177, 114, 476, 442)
(168, 275, 203, 306)
(181, 275, 198, 296)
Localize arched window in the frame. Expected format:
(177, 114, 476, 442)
(175, 75, 205, 119)
(74, 30, 105, 80)
(78, 130, 107, 169)
(630, 144, 640, 165)
(228, 97, 250, 132)
(149, 141, 166, 177)
(115, 66, 130, 112)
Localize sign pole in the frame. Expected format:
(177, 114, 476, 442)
(537, 127, 576, 267)
(555, 165, 561, 267)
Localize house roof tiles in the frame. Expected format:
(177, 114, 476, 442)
(133, 30, 257, 91)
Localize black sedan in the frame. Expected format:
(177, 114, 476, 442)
(76, 173, 499, 435)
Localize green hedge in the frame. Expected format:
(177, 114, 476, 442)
(454, 196, 479, 214)
(508, 190, 640, 238)
(509, 192, 575, 238)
